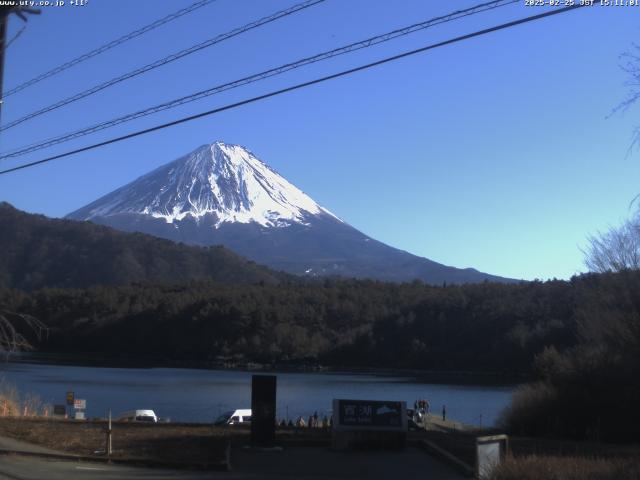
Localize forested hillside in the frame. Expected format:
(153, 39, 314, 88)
(3, 271, 633, 377)
(0, 202, 283, 290)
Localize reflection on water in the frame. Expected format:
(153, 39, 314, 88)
(1, 362, 514, 426)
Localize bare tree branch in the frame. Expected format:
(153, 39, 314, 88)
(613, 43, 640, 115)
(611, 43, 640, 152)
(583, 216, 640, 273)
(0, 310, 46, 357)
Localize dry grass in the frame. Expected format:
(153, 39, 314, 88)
(0, 417, 237, 463)
(489, 455, 640, 480)
(0, 384, 20, 416)
(510, 436, 640, 459)
(0, 380, 51, 417)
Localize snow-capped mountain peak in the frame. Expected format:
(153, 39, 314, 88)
(67, 140, 514, 285)
(74, 141, 340, 228)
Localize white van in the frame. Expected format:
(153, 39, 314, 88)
(214, 409, 251, 426)
(117, 409, 158, 423)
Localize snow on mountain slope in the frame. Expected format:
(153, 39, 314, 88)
(76, 141, 339, 228)
(67, 140, 516, 285)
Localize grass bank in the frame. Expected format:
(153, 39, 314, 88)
(0, 417, 233, 464)
(489, 455, 640, 480)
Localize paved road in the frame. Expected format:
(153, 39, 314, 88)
(0, 436, 62, 455)
(229, 446, 465, 480)
(0, 446, 465, 480)
(0, 456, 218, 480)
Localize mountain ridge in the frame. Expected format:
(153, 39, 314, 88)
(67, 141, 516, 285)
(0, 202, 283, 290)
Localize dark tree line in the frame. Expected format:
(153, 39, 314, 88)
(1, 271, 633, 379)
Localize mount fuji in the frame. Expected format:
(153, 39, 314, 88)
(67, 141, 512, 284)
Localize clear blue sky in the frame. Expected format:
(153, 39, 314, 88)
(1, 0, 638, 281)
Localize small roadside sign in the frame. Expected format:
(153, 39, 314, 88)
(53, 404, 66, 416)
(74, 399, 86, 410)
(75, 411, 85, 420)
(66, 391, 74, 405)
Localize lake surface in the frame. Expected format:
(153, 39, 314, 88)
(1, 362, 515, 426)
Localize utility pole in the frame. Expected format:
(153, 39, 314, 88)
(107, 409, 112, 457)
(0, 5, 40, 125)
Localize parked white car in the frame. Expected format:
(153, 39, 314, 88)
(214, 409, 251, 426)
(117, 409, 158, 423)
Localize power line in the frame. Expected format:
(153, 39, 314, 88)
(0, 0, 218, 100)
(0, 0, 519, 161)
(0, 4, 587, 177)
(0, 0, 326, 132)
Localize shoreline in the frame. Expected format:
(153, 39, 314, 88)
(7, 351, 524, 387)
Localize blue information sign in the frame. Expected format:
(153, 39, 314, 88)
(337, 399, 403, 427)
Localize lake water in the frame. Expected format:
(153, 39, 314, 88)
(1, 362, 515, 426)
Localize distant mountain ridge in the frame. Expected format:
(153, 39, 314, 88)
(0, 202, 282, 291)
(67, 141, 515, 284)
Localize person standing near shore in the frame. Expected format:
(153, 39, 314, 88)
(442, 404, 446, 422)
